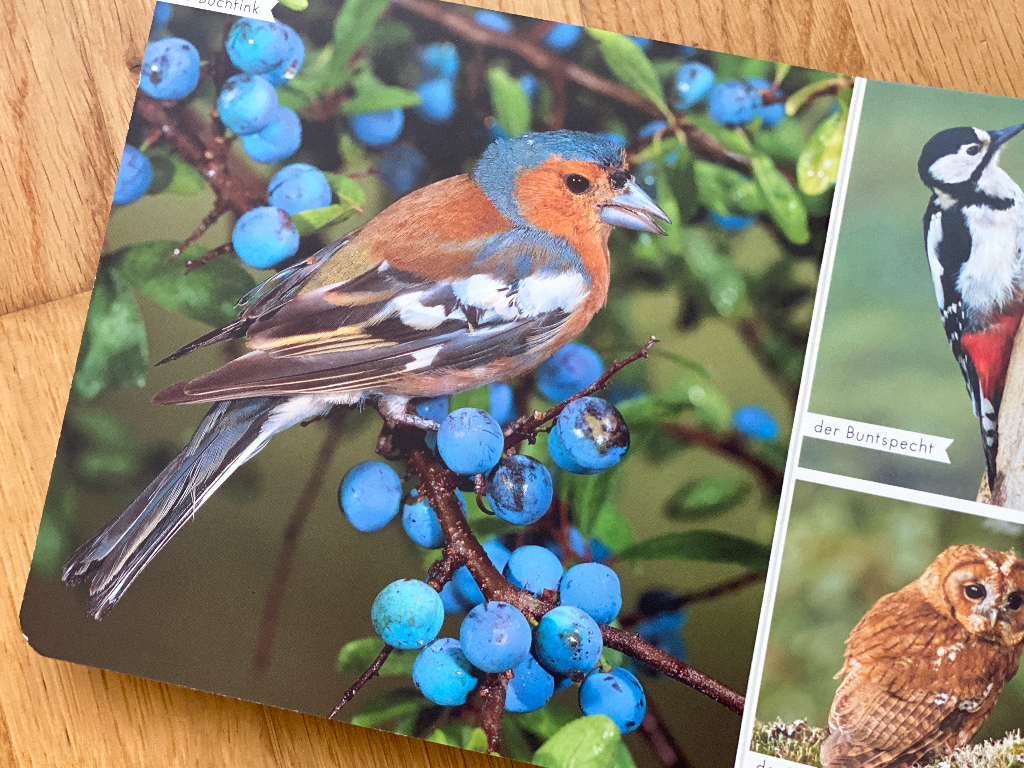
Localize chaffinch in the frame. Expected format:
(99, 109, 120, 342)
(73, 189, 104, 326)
(64, 130, 669, 618)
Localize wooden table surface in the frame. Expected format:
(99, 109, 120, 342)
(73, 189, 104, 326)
(2, 0, 1023, 765)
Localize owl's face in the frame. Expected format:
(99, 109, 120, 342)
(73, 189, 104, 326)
(920, 545, 1024, 646)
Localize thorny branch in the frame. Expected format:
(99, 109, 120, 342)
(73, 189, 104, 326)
(619, 571, 766, 630)
(254, 413, 348, 673)
(392, 0, 753, 173)
(665, 422, 784, 495)
(328, 644, 394, 719)
(328, 340, 748, 748)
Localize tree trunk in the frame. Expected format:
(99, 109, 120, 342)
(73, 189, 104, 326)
(979, 319, 1024, 509)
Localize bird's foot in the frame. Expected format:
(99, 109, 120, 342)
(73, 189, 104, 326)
(375, 395, 440, 432)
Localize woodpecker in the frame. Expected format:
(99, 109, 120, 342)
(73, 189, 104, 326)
(919, 122, 1024, 489)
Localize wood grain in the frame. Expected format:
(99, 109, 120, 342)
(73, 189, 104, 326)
(3, 0, 1024, 765)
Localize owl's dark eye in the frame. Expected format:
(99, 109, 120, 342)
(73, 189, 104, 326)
(964, 583, 987, 600)
(966, 144, 982, 156)
(1008, 592, 1023, 610)
(565, 174, 591, 194)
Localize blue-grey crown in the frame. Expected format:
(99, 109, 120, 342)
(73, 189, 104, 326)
(474, 130, 627, 224)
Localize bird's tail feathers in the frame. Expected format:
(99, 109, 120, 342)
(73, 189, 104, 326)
(62, 395, 332, 619)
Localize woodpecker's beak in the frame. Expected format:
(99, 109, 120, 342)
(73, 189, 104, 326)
(991, 123, 1024, 148)
(600, 180, 671, 235)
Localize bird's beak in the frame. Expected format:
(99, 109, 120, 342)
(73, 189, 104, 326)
(600, 180, 671, 235)
(990, 123, 1024, 148)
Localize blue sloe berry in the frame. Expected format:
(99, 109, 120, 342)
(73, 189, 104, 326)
(533, 605, 603, 675)
(226, 18, 292, 74)
(268, 163, 332, 214)
(453, 539, 510, 605)
(542, 23, 582, 51)
(732, 404, 779, 440)
(418, 42, 459, 80)
(217, 74, 278, 135)
(473, 10, 513, 33)
(415, 78, 456, 123)
(402, 490, 465, 549)
(673, 62, 715, 110)
(708, 211, 756, 231)
(112, 146, 153, 206)
(241, 105, 302, 163)
(503, 545, 562, 596)
(378, 143, 427, 194)
(371, 578, 444, 649)
(486, 455, 553, 525)
(232, 206, 299, 269)
(536, 342, 603, 402)
(412, 638, 479, 705)
(338, 461, 403, 532)
(549, 396, 629, 474)
(578, 667, 646, 733)
(505, 654, 555, 712)
(140, 38, 201, 100)
(559, 562, 622, 624)
(459, 601, 532, 672)
(438, 408, 504, 476)
(350, 108, 405, 147)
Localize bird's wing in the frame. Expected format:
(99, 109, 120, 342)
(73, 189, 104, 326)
(154, 237, 590, 404)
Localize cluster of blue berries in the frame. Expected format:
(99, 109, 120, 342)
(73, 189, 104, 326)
(370, 552, 644, 732)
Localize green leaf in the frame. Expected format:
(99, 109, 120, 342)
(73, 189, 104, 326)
(291, 203, 361, 236)
(688, 114, 754, 156)
(752, 117, 805, 165)
(146, 146, 206, 196)
(617, 530, 771, 570)
(349, 689, 426, 728)
(369, 19, 414, 49)
(682, 228, 747, 317)
(335, 638, 416, 676)
(115, 241, 256, 327)
(589, 504, 635, 554)
(665, 477, 751, 520)
(751, 155, 810, 245)
(68, 407, 143, 486)
(73, 267, 148, 400)
(785, 76, 848, 116)
(325, 0, 391, 89)
(463, 727, 488, 753)
(278, 0, 308, 9)
(533, 715, 622, 768)
(322, 172, 367, 207)
(692, 161, 765, 217)
(587, 30, 669, 116)
(796, 110, 847, 196)
(450, 384, 490, 413)
(559, 463, 625, 539)
(342, 70, 421, 115)
(487, 66, 532, 138)
(514, 704, 580, 740)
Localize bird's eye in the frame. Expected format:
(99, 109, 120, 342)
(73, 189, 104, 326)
(1008, 592, 1024, 610)
(966, 144, 982, 156)
(565, 174, 591, 194)
(964, 584, 987, 600)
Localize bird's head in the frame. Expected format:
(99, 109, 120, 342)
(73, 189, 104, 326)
(473, 130, 670, 239)
(918, 123, 1024, 192)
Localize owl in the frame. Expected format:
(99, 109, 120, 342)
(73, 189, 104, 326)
(820, 545, 1024, 768)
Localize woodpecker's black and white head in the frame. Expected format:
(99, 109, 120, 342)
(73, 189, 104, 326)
(919, 124, 1024, 202)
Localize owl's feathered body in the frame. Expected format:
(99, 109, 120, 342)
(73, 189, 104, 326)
(821, 545, 1024, 768)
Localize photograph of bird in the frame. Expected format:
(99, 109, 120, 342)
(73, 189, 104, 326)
(918, 123, 1024, 490)
(60, 130, 669, 621)
(820, 544, 1024, 768)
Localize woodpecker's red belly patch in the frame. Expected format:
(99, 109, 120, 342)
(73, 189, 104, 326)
(961, 312, 1024, 400)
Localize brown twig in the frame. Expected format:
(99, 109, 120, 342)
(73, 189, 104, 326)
(392, 0, 751, 173)
(665, 422, 784, 495)
(173, 200, 229, 259)
(253, 414, 347, 672)
(504, 336, 658, 449)
(477, 672, 510, 753)
(737, 317, 801, 403)
(135, 95, 266, 217)
(328, 645, 394, 719)
(602, 625, 745, 715)
(185, 242, 234, 273)
(618, 572, 766, 629)
(639, 701, 693, 768)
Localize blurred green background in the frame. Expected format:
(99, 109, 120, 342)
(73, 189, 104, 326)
(756, 481, 1024, 743)
(803, 80, 1024, 498)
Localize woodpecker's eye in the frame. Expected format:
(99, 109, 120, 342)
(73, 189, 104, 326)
(565, 174, 591, 194)
(964, 584, 987, 600)
(609, 170, 630, 190)
(1009, 592, 1024, 611)
(966, 144, 982, 156)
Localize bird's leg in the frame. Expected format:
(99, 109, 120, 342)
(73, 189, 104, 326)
(375, 395, 441, 431)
